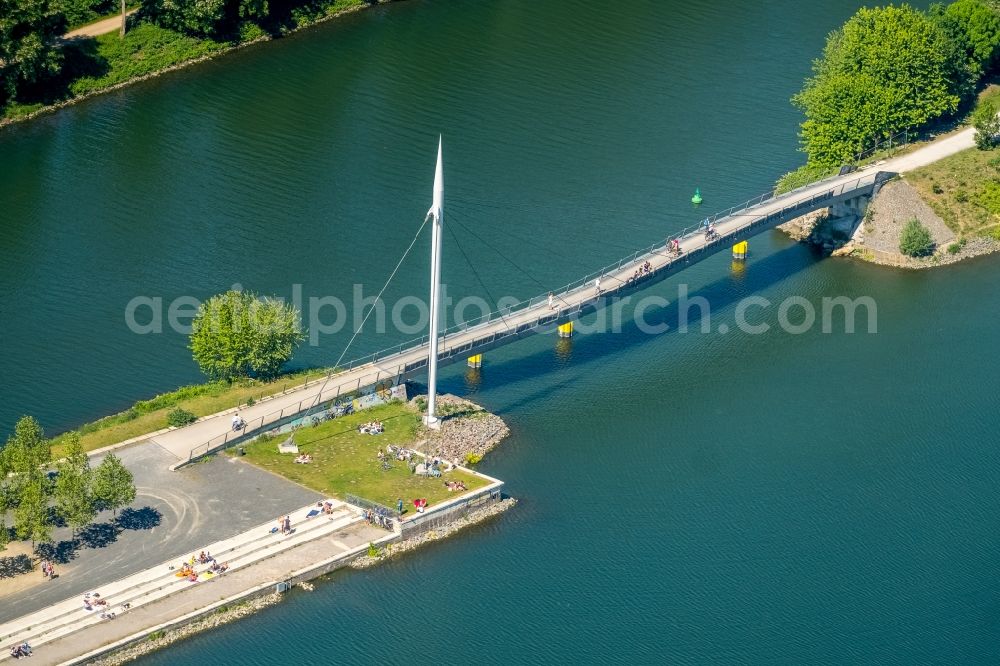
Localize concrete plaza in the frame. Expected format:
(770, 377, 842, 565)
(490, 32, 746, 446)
(0, 442, 320, 624)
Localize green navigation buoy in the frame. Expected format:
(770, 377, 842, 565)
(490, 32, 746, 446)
(691, 188, 703, 205)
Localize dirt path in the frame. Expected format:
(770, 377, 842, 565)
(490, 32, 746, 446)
(63, 10, 137, 39)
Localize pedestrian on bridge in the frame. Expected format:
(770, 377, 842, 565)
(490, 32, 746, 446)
(548, 292, 555, 309)
(594, 277, 602, 295)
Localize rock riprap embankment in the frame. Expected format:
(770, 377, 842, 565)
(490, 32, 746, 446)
(411, 394, 510, 462)
(351, 498, 517, 570)
(91, 593, 283, 665)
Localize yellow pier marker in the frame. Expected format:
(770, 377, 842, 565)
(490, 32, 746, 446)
(467, 354, 483, 369)
(732, 241, 748, 260)
(557, 322, 574, 338)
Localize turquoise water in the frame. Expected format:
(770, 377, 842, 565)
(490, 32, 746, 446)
(4, 0, 1000, 662)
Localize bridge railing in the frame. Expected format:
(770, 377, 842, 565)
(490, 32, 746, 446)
(183, 170, 884, 463)
(185, 361, 409, 461)
(333, 169, 883, 362)
(316, 170, 884, 368)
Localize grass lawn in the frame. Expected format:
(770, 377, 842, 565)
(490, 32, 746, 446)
(67, 23, 232, 97)
(51, 368, 329, 457)
(978, 83, 1000, 109)
(906, 146, 1000, 239)
(235, 402, 490, 511)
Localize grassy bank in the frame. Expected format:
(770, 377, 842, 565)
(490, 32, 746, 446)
(236, 402, 490, 509)
(1, 0, 369, 125)
(906, 146, 1000, 239)
(51, 368, 329, 457)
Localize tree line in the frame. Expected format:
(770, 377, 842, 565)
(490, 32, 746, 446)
(1, 416, 136, 549)
(794, 0, 1000, 168)
(1, 0, 371, 107)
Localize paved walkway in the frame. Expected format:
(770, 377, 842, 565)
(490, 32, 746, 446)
(141, 125, 977, 465)
(63, 10, 136, 39)
(0, 500, 386, 664)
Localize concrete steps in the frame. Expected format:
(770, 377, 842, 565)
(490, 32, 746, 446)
(0, 501, 363, 658)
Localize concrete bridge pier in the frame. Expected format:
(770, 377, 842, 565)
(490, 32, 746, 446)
(829, 194, 871, 245)
(830, 194, 870, 221)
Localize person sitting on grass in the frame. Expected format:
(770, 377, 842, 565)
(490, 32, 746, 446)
(359, 421, 384, 435)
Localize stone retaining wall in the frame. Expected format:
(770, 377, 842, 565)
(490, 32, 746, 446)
(78, 487, 510, 665)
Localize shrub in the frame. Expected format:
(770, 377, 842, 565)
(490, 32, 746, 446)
(166, 407, 197, 427)
(948, 242, 962, 253)
(976, 179, 1000, 214)
(463, 453, 483, 466)
(238, 21, 266, 41)
(955, 189, 969, 202)
(775, 163, 834, 194)
(366, 542, 381, 558)
(932, 183, 945, 194)
(973, 100, 1000, 150)
(899, 218, 936, 257)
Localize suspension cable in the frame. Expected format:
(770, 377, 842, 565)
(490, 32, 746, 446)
(445, 220, 512, 331)
(304, 214, 431, 416)
(448, 214, 575, 308)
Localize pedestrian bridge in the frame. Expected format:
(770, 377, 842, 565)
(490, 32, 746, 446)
(165, 168, 892, 464)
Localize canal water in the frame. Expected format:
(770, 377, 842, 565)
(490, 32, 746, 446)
(3, 0, 999, 662)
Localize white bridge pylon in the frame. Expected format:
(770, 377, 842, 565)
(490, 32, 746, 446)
(423, 137, 444, 429)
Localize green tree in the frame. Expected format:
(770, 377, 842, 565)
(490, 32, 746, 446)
(2, 415, 50, 474)
(973, 99, 1000, 148)
(91, 453, 135, 516)
(794, 5, 975, 167)
(933, 0, 1000, 75)
(189, 290, 304, 381)
(900, 218, 936, 256)
(141, 0, 228, 38)
(235, 0, 267, 22)
(0, 0, 67, 99)
(54, 434, 96, 535)
(14, 474, 51, 547)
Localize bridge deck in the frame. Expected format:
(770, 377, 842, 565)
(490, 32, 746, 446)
(153, 120, 980, 463)
(157, 171, 887, 462)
